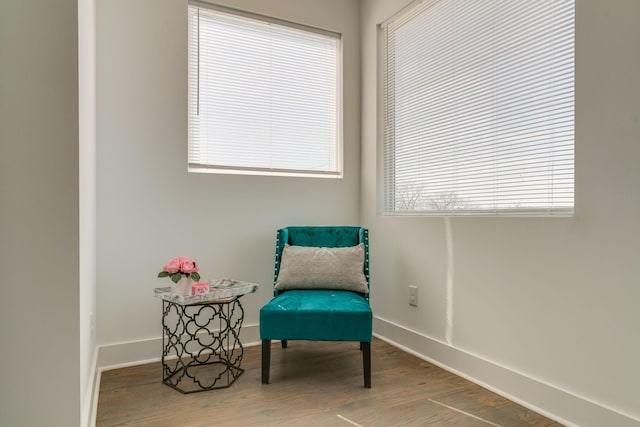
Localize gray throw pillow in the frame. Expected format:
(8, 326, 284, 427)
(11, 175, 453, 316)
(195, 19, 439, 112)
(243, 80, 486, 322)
(275, 243, 368, 293)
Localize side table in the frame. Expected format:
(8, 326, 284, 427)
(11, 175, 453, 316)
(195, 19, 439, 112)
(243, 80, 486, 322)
(154, 279, 259, 393)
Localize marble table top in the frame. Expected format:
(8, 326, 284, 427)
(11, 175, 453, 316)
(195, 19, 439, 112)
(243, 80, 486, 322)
(154, 278, 259, 305)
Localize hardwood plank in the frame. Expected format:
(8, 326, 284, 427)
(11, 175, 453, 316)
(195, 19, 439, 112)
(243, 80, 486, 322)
(430, 386, 564, 427)
(96, 338, 561, 426)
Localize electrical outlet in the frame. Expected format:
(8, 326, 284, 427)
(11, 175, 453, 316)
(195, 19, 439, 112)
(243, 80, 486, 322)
(409, 285, 418, 307)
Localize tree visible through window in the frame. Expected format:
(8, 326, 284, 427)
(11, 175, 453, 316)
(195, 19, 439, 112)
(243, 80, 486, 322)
(188, 2, 342, 178)
(381, 0, 575, 215)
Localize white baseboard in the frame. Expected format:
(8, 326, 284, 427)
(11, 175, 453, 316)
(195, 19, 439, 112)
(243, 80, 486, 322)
(373, 316, 640, 427)
(81, 348, 99, 427)
(95, 323, 261, 370)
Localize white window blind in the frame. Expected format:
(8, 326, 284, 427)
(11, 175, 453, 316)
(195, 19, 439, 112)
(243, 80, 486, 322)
(382, 0, 575, 215)
(188, 2, 342, 178)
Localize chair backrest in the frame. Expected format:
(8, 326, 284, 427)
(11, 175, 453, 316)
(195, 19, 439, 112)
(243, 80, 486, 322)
(273, 226, 370, 297)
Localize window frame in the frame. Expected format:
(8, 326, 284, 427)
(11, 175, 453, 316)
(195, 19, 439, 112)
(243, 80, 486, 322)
(379, 0, 575, 217)
(188, 1, 344, 179)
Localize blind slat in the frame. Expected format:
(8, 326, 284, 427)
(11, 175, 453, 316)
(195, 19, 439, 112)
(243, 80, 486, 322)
(383, 0, 575, 214)
(188, 3, 342, 177)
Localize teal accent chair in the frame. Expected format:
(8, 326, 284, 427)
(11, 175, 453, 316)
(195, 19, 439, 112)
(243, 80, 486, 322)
(260, 226, 372, 388)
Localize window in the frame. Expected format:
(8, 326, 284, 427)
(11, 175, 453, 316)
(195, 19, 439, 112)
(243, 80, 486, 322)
(381, 0, 574, 215)
(188, 2, 342, 178)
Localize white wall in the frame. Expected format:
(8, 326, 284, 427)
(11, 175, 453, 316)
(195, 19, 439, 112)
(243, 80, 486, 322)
(96, 0, 360, 348)
(361, 0, 640, 425)
(79, 0, 98, 424)
(94, 0, 638, 424)
(0, 2, 81, 426)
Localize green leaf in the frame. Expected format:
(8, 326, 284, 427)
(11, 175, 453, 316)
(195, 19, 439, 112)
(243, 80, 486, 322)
(171, 273, 182, 283)
(191, 272, 200, 282)
(157, 271, 170, 278)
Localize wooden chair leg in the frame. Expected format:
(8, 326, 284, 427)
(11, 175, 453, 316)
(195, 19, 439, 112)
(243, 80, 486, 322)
(261, 339, 271, 384)
(362, 341, 371, 388)
(281, 339, 288, 349)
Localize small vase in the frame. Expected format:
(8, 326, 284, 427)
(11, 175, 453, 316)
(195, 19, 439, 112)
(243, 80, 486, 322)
(174, 277, 193, 296)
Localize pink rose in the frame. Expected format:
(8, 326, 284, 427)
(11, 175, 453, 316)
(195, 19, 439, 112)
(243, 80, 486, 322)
(180, 258, 199, 274)
(163, 257, 181, 274)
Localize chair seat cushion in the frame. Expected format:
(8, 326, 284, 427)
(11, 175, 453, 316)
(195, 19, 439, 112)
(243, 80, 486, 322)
(260, 290, 372, 342)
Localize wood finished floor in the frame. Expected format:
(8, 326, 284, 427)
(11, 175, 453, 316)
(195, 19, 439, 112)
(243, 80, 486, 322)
(97, 338, 562, 426)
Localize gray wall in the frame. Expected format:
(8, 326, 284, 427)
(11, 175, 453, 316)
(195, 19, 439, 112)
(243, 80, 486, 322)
(0, 1, 81, 426)
(360, 0, 640, 424)
(96, 0, 361, 346)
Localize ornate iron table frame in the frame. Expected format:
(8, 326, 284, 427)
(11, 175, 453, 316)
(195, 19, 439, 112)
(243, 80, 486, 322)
(155, 280, 258, 393)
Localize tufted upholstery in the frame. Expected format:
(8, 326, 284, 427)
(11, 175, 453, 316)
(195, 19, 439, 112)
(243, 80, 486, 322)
(260, 290, 372, 341)
(273, 226, 369, 291)
(260, 226, 373, 388)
